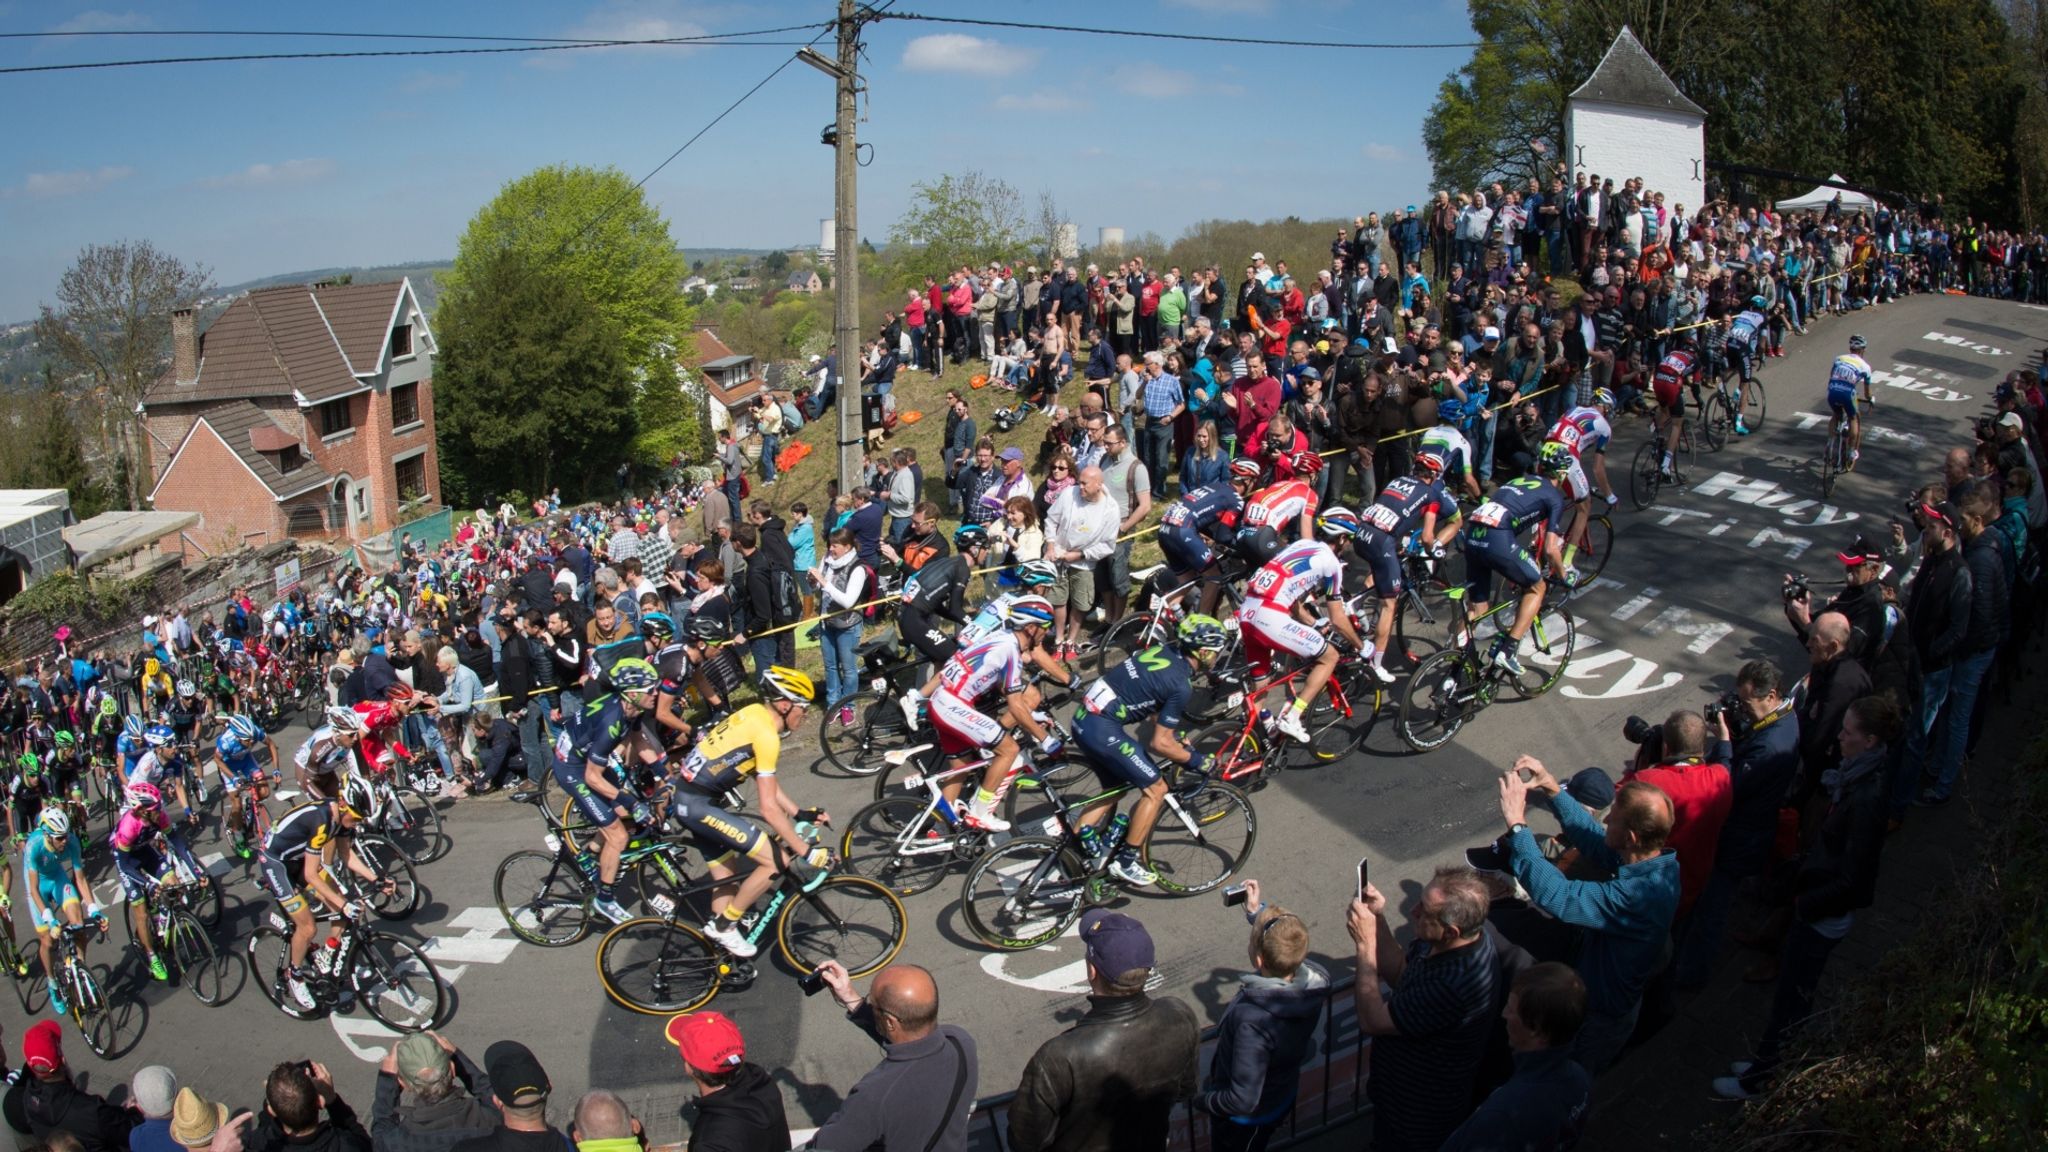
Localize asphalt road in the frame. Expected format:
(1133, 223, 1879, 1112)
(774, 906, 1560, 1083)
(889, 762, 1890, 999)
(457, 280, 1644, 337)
(7, 292, 2046, 1145)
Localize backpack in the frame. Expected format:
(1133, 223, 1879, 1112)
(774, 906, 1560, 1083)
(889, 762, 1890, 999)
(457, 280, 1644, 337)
(770, 566, 803, 624)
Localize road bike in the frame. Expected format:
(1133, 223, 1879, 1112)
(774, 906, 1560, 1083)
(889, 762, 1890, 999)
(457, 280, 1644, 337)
(1724, 369, 1767, 433)
(1190, 642, 1387, 767)
(1630, 421, 1698, 510)
(593, 850, 907, 1015)
(957, 767, 1257, 950)
(1818, 410, 1852, 498)
(50, 919, 116, 1056)
(1685, 379, 1737, 452)
(817, 639, 928, 775)
(494, 790, 735, 946)
(247, 904, 445, 1031)
(1087, 560, 1249, 681)
(361, 753, 448, 864)
(121, 849, 229, 1005)
(1183, 651, 1389, 787)
(1397, 583, 1577, 752)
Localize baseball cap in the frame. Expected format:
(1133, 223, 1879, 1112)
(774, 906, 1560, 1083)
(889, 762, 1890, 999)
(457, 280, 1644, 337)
(1998, 411, 2024, 430)
(134, 1066, 179, 1118)
(1565, 766, 1617, 810)
(1296, 366, 1323, 381)
(394, 1032, 454, 1087)
(1405, 204, 1417, 213)
(22, 1020, 61, 1074)
(1838, 534, 1884, 566)
(170, 1088, 230, 1150)
(1080, 908, 1155, 977)
(1251, 251, 1265, 262)
(1379, 336, 1399, 356)
(482, 1040, 550, 1106)
(666, 1011, 746, 1074)
(1920, 500, 1960, 532)
(1995, 381, 2016, 400)
(999, 446, 1025, 462)
(1481, 326, 1501, 341)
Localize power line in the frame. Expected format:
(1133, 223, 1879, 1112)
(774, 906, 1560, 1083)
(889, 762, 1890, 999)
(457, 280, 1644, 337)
(878, 11, 1479, 50)
(0, 29, 747, 44)
(0, 24, 829, 75)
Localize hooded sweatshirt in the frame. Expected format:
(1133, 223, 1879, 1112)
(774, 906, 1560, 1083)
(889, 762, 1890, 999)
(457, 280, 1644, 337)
(1197, 960, 1332, 1122)
(371, 1057, 501, 1152)
(686, 1063, 790, 1152)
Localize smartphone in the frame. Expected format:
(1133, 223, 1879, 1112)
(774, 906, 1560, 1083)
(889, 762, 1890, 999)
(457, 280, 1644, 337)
(1222, 882, 1250, 907)
(1356, 857, 1371, 900)
(798, 970, 827, 997)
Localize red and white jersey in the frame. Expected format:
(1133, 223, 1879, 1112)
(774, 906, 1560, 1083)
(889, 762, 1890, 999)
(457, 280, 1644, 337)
(937, 631, 1026, 702)
(1245, 540, 1344, 613)
(1654, 349, 1698, 385)
(1241, 480, 1319, 531)
(1544, 406, 1612, 457)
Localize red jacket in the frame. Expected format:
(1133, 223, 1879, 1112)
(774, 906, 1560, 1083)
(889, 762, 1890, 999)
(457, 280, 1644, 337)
(1227, 374, 1282, 447)
(1624, 759, 1733, 914)
(947, 282, 973, 317)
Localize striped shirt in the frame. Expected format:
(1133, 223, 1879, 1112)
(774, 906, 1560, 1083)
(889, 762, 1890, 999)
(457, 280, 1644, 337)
(1366, 931, 1499, 1151)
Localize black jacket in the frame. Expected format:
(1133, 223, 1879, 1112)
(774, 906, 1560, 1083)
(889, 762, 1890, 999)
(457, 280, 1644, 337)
(755, 516, 797, 574)
(371, 1052, 501, 1152)
(250, 1092, 372, 1152)
(1710, 702, 1803, 878)
(1197, 962, 1330, 1122)
(1793, 580, 1888, 667)
(3, 1074, 137, 1152)
(1794, 656, 1870, 807)
(495, 629, 535, 714)
(1960, 530, 2009, 654)
(1009, 993, 1201, 1152)
(1795, 747, 1891, 922)
(1906, 544, 1970, 670)
(742, 550, 799, 627)
(685, 1063, 790, 1152)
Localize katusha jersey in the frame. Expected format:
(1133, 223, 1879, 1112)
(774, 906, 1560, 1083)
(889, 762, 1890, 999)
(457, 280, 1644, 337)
(1245, 539, 1344, 612)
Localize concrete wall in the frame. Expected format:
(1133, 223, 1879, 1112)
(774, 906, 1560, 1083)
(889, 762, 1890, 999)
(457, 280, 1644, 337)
(1565, 100, 1706, 215)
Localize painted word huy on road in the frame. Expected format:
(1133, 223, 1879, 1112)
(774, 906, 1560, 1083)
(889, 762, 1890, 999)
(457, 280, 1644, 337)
(1689, 471, 1859, 528)
(1923, 331, 2010, 356)
(1870, 367, 1968, 403)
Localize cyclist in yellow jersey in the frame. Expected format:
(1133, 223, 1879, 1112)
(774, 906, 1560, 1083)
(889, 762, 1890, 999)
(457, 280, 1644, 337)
(667, 667, 829, 958)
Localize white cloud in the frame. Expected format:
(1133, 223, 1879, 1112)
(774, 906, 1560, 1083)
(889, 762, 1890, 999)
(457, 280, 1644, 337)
(47, 10, 151, 35)
(526, 1, 712, 67)
(993, 90, 1087, 114)
(201, 159, 336, 189)
(1363, 142, 1403, 162)
(1118, 62, 1197, 100)
(901, 34, 1038, 76)
(398, 70, 464, 94)
(1162, 0, 1273, 13)
(4, 166, 133, 199)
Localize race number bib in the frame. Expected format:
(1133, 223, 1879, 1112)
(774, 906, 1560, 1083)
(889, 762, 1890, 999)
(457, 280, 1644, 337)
(1471, 501, 1508, 529)
(1365, 504, 1402, 533)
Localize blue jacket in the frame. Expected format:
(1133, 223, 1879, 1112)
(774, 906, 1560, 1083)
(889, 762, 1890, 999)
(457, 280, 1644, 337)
(1180, 448, 1230, 493)
(1196, 960, 1330, 1122)
(1437, 1047, 1590, 1152)
(1709, 703, 1802, 878)
(1508, 794, 1680, 1019)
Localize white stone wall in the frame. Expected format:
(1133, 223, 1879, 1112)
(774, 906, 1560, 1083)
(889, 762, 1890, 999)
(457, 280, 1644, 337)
(1565, 100, 1705, 215)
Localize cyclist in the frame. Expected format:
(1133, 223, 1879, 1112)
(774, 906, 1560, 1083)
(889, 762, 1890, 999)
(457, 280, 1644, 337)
(932, 595, 1064, 833)
(1241, 454, 1325, 547)
(1419, 399, 1483, 500)
(88, 694, 123, 767)
(642, 612, 700, 751)
(899, 534, 1055, 726)
(552, 658, 667, 926)
(1461, 448, 1574, 677)
(259, 774, 377, 1012)
(24, 809, 105, 1016)
(112, 782, 202, 982)
(1071, 615, 1231, 887)
(895, 524, 991, 671)
(1157, 459, 1263, 616)
(9, 753, 55, 842)
(214, 713, 276, 859)
(668, 666, 831, 959)
(1542, 388, 1616, 560)
(1355, 452, 1457, 680)
(295, 705, 367, 801)
(960, 559, 1061, 645)
(1236, 515, 1373, 743)
(46, 730, 89, 827)
(117, 713, 149, 778)
(1827, 334, 1876, 469)
(129, 723, 198, 828)
(1651, 342, 1701, 480)
(1724, 297, 1769, 435)
(165, 679, 207, 750)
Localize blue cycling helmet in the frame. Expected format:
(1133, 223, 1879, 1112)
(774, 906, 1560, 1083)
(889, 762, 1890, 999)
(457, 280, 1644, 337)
(640, 610, 675, 642)
(144, 722, 175, 749)
(1004, 595, 1056, 630)
(225, 714, 262, 744)
(123, 715, 145, 740)
(954, 524, 990, 553)
(1436, 398, 1467, 424)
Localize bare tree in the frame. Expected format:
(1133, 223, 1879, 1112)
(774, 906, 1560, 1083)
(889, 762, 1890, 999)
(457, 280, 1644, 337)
(1036, 190, 1072, 263)
(35, 241, 212, 508)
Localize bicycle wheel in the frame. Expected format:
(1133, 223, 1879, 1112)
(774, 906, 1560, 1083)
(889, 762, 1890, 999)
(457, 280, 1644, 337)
(1144, 780, 1257, 896)
(353, 834, 423, 920)
(820, 689, 919, 776)
(166, 910, 227, 1005)
(1398, 650, 1479, 752)
(1187, 721, 1281, 789)
(1507, 602, 1577, 699)
(777, 875, 908, 977)
(1629, 442, 1663, 510)
(1699, 394, 1731, 451)
(1572, 516, 1615, 589)
(1303, 661, 1386, 761)
(351, 931, 445, 1032)
(1738, 379, 1766, 431)
(494, 849, 593, 946)
(839, 796, 959, 897)
(66, 967, 113, 1057)
(382, 788, 448, 864)
(246, 925, 319, 1019)
(626, 849, 717, 926)
(959, 836, 1091, 950)
(1088, 612, 1163, 681)
(1819, 432, 1839, 499)
(594, 917, 724, 1015)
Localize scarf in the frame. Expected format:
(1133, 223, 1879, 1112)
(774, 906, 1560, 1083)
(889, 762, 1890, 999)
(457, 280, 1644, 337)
(1821, 744, 1886, 803)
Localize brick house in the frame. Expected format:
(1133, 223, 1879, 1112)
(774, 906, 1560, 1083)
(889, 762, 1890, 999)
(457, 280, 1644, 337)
(142, 278, 441, 551)
(687, 327, 768, 435)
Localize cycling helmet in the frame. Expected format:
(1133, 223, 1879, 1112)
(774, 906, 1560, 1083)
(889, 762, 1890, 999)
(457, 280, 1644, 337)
(1749, 295, 1766, 308)
(38, 809, 69, 839)
(1590, 388, 1616, 410)
(1290, 450, 1326, 477)
(1005, 595, 1056, 631)
(1016, 560, 1059, 588)
(98, 695, 118, 718)
(123, 715, 145, 740)
(1848, 334, 1867, 351)
(685, 614, 730, 644)
(1317, 508, 1362, 538)
(760, 666, 817, 705)
(144, 723, 175, 748)
(1234, 524, 1286, 565)
(640, 611, 675, 642)
(324, 705, 368, 736)
(16, 753, 38, 778)
(1414, 450, 1447, 478)
(608, 658, 660, 695)
(382, 682, 417, 702)
(339, 773, 374, 820)
(1229, 458, 1264, 482)
(126, 782, 162, 810)
(1436, 398, 1468, 424)
(1176, 613, 1230, 654)
(226, 714, 262, 744)
(52, 730, 74, 749)
(954, 524, 990, 553)
(1538, 441, 1574, 474)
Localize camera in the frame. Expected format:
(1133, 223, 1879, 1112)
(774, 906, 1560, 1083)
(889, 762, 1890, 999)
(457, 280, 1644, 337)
(1781, 572, 1811, 603)
(1622, 714, 1656, 746)
(1222, 882, 1250, 907)
(798, 970, 827, 997)
(1704, 691, 1742, 729)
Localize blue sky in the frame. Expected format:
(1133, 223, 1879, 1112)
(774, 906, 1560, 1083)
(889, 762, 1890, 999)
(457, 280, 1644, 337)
(0, 0, 1476, 321)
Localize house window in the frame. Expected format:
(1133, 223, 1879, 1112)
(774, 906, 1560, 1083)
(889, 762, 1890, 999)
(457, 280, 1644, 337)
(394, 454, 427, 501)
(391, 323, 413, 359)
(318, 397, 353, 437)
(276, 445, 304, 474)
(391, 383, 420, 428)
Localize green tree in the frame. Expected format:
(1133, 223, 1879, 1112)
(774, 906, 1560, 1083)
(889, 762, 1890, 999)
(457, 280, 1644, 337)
(761, 249, 791, 277)
(885, 170, 1027, 289)
(433, 247, 636, 504)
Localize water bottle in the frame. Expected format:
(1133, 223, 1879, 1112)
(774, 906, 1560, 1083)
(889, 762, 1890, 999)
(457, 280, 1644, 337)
(1076, 824, 1103, 857)
(1258, 708, 1274, 732)
(1105, 813, 1130, 850)
(573, 848, 599, 883)
(314, 936, 343, 977)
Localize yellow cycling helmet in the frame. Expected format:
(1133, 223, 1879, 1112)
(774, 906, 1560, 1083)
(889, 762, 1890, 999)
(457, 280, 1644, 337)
(760, 666, 817, 706)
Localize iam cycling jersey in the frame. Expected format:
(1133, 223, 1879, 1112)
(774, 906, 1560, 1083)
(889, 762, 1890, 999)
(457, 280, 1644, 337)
(1418, 426, 1474, 481)
(1241, 480, 1319, 533)
(127, 749, 183, 790)
(1244, 539, 1344, 613)
(1727, 309, 1766, 350)
(673, 703, 782, 794)
(1545, 407, 1612, 458)
(1828, 353, 1871, 413)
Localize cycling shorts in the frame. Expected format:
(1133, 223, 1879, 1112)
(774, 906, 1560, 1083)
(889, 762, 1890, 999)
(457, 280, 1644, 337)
(552, 756, 619, 829)
(1158, 525, 1215, 579)
(116, 847, 167, 902)
(1557, 457, 1591, 502)
(1464, 527, 1543, 602)
(670, 787, 763, 864)
(257, 854, 312, 912)
(32, 877, 82, 925)
(1652, 373, 1683, 412)
(931, 688, 1005, 757)
(1725, 343, 1754, 380)
(219, 753, 266, 785)
(1827, 383, 1858, 417)
(1073, 710, 1162, 791)
(1236, 602, 1327, 678)
(897, 604, 959, 668)
(1354, 528, 1403, 598)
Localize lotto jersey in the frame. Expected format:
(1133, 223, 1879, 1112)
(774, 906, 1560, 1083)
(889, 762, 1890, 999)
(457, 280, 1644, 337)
(1728, 310, 1766, 348)
(1418, 426, 1473, 478)
(1246, 540, 1344, 612)
(1086, 645, 1196, 730)
(1161, 483, 1245, 533)
(127, 750, 180, 789)
(1242, 480, 1319, 531)
(1468, 477, 1570, 538)
(1828, 354, 1871, 395)
(1655, 349, 1698, 384)
(1545, 407, 1612, 457)
(937, 631, 1026, 702)
(675, 703, 782, 793)
(1363, 476, 1451, 538)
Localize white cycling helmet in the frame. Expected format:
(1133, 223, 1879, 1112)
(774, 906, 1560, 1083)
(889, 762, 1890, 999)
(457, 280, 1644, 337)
(38, 809, 70, 839)
(325, 706, 369, 736)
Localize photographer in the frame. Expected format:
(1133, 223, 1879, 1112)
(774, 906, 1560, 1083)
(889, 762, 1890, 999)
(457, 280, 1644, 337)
(1675, 662, 1801, 989)
(1621, 712, 1731, 919)
(1783, 536, 1890, 669)
(1198, 880, 1328, 1152)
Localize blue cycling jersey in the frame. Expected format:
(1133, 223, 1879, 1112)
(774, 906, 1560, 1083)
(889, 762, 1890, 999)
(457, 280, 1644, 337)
(24, 827, 81, 888)
(1363, 475, 1451, 538)
(1468, 477, 1571, 539)
(558, 693, 633, 769)
(1160, 483, 1245, 534)
(1828, 354, 1871, 398)
(1086, 644, 1196, 731)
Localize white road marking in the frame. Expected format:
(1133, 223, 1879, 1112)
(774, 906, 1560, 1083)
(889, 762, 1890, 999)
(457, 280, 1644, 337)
(197, 851, 232, 878)
(1871, 367, 1969, 402)
(980, 921, 1165, 994)
(1792, 410, 1929, 447)
(328, 906, 518, 1062)
(1692, 471, 1858, 527)
(1610, 588, 1659, 622)
(1923, 331, 2009, 356)
(1747, 526, 1813, 560)
(1708, 517, 1738, 537)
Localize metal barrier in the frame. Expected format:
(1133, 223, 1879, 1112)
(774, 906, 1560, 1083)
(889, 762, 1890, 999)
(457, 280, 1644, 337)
(959, 975, 1371, 1151)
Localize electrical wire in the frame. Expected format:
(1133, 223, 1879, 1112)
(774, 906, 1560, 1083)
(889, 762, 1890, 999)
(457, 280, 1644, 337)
(0, 28, 823, 44)
(878, 11, 1479, 50)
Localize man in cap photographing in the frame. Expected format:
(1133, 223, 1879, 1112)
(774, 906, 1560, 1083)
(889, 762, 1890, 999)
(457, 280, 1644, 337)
(664, 1011, 789, 1152)
(449, 1043, 563, 1152)
(251, 1060, 369, 1152)
(372, 1032, 501, 1152)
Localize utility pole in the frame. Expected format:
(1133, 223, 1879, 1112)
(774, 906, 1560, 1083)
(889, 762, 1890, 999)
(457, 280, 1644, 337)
(831, 0, 863, 497)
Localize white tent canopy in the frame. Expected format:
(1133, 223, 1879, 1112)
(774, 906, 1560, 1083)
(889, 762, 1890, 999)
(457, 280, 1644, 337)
(1776, 176, 1878, 214)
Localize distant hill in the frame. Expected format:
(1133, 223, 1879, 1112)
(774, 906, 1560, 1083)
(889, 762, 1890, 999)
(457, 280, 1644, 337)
(214, 260, 452, 314)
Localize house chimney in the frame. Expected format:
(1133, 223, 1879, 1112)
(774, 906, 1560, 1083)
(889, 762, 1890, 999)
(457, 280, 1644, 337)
(171, 307, 197, 385)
